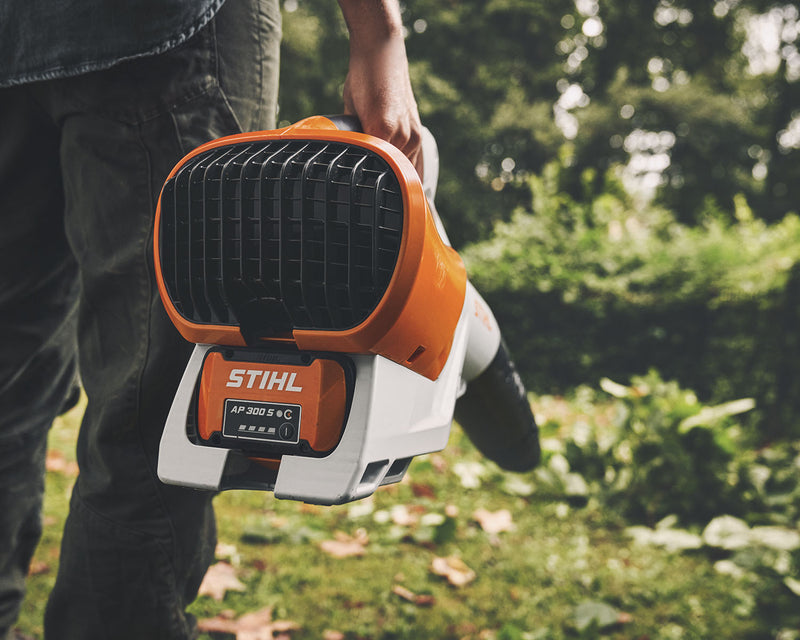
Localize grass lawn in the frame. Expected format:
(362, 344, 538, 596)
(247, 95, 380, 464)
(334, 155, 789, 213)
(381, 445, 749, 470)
(16, 395, 791, 639)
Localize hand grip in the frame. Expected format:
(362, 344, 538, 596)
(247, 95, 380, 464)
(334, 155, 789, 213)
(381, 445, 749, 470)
(324, 114, 362, 132)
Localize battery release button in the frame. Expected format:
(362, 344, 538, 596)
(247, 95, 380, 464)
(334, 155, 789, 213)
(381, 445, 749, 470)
(279, 423, 296, 441)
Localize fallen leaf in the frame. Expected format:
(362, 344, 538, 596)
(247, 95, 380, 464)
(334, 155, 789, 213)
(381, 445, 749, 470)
(322, 631, 346, 640)
(45, 450, 79, 476)
(391, 584, 436, 607)
(299, 503, 321, 515)
(251, 558, 270, 572)
(412, 482, 437, 499)
(321, 541, 364, 558)
(216, 542, 241, 566)
(28, 560, 50, 576)
(390, 504, 418, 526)
(198, 606, 300, 640)
(473, 508, 515, 535)
(320, 530, 369, 558)
(502, 475, 535, 497)
(420, 513, 446, 527)
(392, 584, 418, 602)
(431, 555, 476, 587)
(453, 462, 487, 489)
(415, 593, 437, 607)
(198, 562, 246, 601)
(453, 622, 479, 637)
(347, 496, 375, 519)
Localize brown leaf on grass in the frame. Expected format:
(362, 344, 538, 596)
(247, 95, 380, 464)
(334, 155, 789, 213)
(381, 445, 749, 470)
(198, 606, 300, 640)
(617, 611, 634, 624)
(299, 503, 321, 516)
(198, 562, 246, 601)
(472, 508, 515, 535)
(28, 560, 51, 576)
(391, 585, 436, 607)
(411, 482, 436, 499)
(453, 622, 479, 637)
(322, 631, 345, 640)
(319, 529, 369, 558)
(45, 450, 79, 476)
(251, 558, 270, 572)
(431, 555, 476, 587)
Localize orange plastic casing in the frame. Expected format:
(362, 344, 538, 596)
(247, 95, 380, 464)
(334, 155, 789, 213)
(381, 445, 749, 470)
(154, 116, 467, 381)
(197, 352, 348, 453)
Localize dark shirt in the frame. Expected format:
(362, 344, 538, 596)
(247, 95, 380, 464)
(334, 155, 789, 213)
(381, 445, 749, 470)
(0, 0, 225, 87)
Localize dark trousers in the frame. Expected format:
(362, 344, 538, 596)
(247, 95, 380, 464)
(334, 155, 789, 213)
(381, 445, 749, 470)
(0, 1, 280, 637)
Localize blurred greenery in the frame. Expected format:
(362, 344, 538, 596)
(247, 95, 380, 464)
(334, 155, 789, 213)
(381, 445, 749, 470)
(279, 0, 800, 440)
(464, 161, 800, 439)
(280, 0, 800, 242)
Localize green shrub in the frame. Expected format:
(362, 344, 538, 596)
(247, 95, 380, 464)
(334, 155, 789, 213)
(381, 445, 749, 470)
(548, 371, 800, 527)
(464, 163, 800, 439)
(538, 374, 800, 633)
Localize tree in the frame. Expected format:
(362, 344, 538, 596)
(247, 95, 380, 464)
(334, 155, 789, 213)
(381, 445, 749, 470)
(279, 0, 800, 239)
(561, 0, 800, 223)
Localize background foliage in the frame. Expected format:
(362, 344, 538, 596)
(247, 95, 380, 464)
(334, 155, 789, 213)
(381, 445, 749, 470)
(279, 0, 800, 438)
(280, 0, 800, 241)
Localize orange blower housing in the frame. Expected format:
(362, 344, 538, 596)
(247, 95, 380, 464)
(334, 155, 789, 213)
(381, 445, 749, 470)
(154, 116, 467, 382)
(154, 116, 467, 459)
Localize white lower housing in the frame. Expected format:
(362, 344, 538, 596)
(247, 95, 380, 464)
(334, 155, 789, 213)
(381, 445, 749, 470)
(157, 282, 500, 504)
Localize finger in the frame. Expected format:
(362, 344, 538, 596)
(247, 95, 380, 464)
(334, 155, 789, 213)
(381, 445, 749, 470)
(392, 118, 424, 177)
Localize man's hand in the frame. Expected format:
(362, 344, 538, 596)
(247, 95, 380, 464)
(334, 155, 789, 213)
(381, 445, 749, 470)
(338, 0, 423, 177)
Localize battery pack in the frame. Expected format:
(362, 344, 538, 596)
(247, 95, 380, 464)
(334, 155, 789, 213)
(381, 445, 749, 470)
(195, 347, 353, 458)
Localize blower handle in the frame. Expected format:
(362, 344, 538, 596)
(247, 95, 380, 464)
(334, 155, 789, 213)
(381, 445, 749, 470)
(324, 114, 362, 132)
(325, 114, 448, 243)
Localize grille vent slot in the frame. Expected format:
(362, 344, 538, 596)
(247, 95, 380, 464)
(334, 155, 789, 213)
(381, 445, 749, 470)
(159, 140, 404, 340)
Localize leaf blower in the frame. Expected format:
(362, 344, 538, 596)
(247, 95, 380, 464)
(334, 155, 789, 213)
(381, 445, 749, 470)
(154, 115, 540, 505)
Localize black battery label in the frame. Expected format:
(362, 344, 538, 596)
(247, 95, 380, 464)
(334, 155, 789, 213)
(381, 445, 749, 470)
(222, 399, 301, 444)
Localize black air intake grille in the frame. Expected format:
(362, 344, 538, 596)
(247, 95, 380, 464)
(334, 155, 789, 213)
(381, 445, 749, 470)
(159, 140, 404, 339)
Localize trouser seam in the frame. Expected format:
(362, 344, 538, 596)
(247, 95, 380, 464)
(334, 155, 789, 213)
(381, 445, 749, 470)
(209, 18, 245, 134)
(133, 118, 186, 603)
(66, 490, 184, 636)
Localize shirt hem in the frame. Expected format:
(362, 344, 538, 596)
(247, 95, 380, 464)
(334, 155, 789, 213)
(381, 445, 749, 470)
(0, 0, 226, 88)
